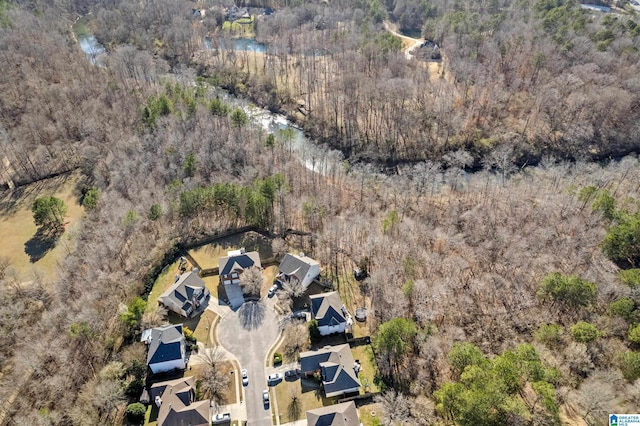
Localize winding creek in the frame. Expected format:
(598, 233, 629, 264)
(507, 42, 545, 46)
(78, 35, 345, 178)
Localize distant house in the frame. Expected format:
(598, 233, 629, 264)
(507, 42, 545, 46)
(218, 248, 261, 309)
(310, 291, 350, 336)
(158, 271, 209, 318)
(277, 253, 320, 289)
(306, 401, 361, 426)
(145, 324, 187, 374)
(149, 376, 211, 426)
(300, 344, 361, 398)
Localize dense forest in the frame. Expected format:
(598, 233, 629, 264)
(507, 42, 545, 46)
(1, 0, 640, 424)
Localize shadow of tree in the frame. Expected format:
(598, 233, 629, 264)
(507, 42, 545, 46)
(24, 227, 63, 263)
(237, 301, 266, 330)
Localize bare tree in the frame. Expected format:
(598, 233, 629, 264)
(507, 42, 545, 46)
(140, 305, 167, 330)
(240, 266, 264, 296)
(281, 322, 309, 362)
(200, 363, 230, 408)
(377, 390, 411, 426)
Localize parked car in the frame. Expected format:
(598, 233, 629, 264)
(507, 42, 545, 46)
(267, 373, 282, 385)
(267, 284, 279, 298)
(263, 389, 270, 405)
(290, 311, 307, 321)
(212, 412, 231, 424)
(284, 369, 299, 379)
(241, 369, 248, 386)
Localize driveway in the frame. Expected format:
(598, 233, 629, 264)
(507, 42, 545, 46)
(218, 299, 282, 426)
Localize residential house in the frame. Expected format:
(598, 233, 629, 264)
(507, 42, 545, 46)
(306, 401, 361, 426)
(145, 324, 187, 374)
(310, 291, 350, 336)
(277, 252, 320, 289)
(158, 271, 209, 318)
(149, 376, 211, 426)
(300, 344, 361, 398)
(218, 248, 261, 309)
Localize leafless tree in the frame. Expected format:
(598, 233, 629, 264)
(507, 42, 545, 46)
(281, 322, 309, 362)
(377, 390, 411, 426)
(240, 266, 264, 296)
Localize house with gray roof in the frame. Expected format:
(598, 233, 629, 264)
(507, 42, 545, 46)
(306, 401, 361, 426)
(277, 252, 320, 289)
(149, 376, 211, 426)
(145, 324, 187, 374)
(300, 344, 361, 398)
(218, 249, 261, 309)
(310, 291, 348, 336)
(158, 271, 209, 318)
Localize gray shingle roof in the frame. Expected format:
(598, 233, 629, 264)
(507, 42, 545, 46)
(306, 401, 360, 426)
(147, 324, 185, 365)
(310, 292, 346, 327)
(149, 376, 210, 426)
(299, 344, 360, 396)
(158, 271, 207, 317)
(279, 253, 318, 281)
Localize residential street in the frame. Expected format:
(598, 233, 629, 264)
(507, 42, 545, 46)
(218, 299, 282, 426)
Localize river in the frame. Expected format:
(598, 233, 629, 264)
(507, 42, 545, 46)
(77, 35, 345, 178)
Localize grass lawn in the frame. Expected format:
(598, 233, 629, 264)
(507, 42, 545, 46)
(189, 244, 229, 270)
(0, 171, 84, 281)
(221, 18, 255, 36)
(351, 345, 380, 394)
(358, 402, 383, 426)
(273, 380, 338, 424)
(145, 259, 181, 313)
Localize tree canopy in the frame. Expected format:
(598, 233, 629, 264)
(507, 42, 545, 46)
(537, 272, 597, 309)
(31, 196, 67, 233)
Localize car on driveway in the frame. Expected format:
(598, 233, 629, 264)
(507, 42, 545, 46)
(212, 412, 231, 424)
(241, 369, 248, 386)
(267, 373, 282, 385)
(290, 311, 307, 321)
(284, 369, 299, 379)
(267, 284, 279, 298)
(263, 389, 270, 406)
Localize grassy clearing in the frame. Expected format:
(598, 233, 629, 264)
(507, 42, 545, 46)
(352, 345, 380, 394)
(0, 172, 84, 281)
(222, 18, 255, 36)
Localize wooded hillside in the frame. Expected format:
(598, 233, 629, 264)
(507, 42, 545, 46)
(0, 0, 639, 424)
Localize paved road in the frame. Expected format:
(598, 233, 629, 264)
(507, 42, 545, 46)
(218, 300, 281, 426)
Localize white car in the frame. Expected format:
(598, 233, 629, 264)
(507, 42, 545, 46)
(267, 373, 282, 385)
(263, 389, 270, 405)
(212, 412, 231, 424)
(267, 284, 279, 298)
(241, 369, 248, 386)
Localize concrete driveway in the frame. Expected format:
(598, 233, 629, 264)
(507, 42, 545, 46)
(218, 300, 281, 426)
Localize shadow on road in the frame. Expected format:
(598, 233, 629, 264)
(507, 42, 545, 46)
(238, 301, 266, 330)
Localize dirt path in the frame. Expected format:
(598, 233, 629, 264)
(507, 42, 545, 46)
(383, 21, 423, 60)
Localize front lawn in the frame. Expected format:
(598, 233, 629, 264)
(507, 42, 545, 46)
(273, 379, 338, 423)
